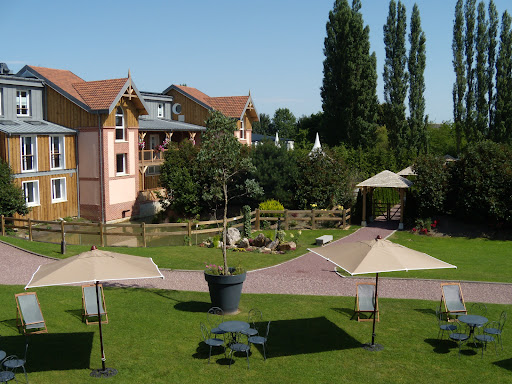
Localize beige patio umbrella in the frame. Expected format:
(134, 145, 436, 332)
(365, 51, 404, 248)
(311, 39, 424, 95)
(25, 247, 164, 377)
(309, 238, 456, 351)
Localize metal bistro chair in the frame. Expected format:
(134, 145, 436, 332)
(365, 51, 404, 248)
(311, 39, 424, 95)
(448, 322, 470, 358)
(436, 308, 457, 340)
(207, 307, 228, 339)
(228, 340, 251, 369)
(241, 308, 262, 338)
(248, 321, 271, 361)
(0, 356, 17, 384)
(2, 342, 28, 384)
(484, 311, 507, 351)
(474, 328, 497, 359)
(200, 322, 225, 364)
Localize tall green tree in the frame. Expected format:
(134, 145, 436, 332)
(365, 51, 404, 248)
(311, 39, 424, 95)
(272, 108, 297, 140)
(321, 0, 378, 148)
(0, 160, 28, 217)
(408, 3, 427, 154)
(494, 11, 512, 143)
(452, 0, 466, 152)
(475, 1, 488, 139)
(295, 112, 323, 149)
(383, 0, 408, 159)
(464, 0, 477, 142)
(487, 0, 499, 135)
(252, 113, 271, 135)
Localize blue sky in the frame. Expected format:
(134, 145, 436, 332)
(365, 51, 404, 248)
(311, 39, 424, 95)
(5, 0, 512, 123)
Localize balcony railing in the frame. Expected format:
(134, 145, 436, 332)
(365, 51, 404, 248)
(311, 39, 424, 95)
(139, 149, 166, 166)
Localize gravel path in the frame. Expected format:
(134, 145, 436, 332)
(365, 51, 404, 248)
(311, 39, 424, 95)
(1, 223, 511, 305)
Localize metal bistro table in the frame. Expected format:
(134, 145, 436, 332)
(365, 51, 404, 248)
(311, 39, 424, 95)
(458, 314, 488, 345)
(218, 321, 250, 343)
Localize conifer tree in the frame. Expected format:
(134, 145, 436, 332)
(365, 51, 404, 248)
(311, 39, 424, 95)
(475, 1, 488, 139)
(494, 11, 512, 143)
(383, 0, 408, 159)
(487, 0, 499, 135)
(408, 3, 427, 154)
(464, 0, 477, 142)
(452, 0, 466, 152)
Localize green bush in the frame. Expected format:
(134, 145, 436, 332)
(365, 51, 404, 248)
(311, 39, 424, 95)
(259, 199, 285, 216)
(412, 154, 449, 218)
(242, 205, 252, 238)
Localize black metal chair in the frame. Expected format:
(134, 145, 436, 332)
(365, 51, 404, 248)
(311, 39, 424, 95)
(200, 322, 225, 364)
(241, 308, 262, 338)
(436, 308, 457, 340)
(448, 322, 470, 357)
(474, 329, 497, 359)
(0, 360, 17, 384)
(248, 321, 271, 361)
(470, 303, 487, 316)
(228, 341, 250, 369)
(207, 307, 227, 339)
(2, 342, 28, 384)
(484, 311, 506, 351)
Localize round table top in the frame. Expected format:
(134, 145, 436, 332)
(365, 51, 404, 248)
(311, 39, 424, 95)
(218, 321, 250, 333)
(458, 314, 488, 326)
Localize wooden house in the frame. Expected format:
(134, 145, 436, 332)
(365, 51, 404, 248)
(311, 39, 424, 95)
(0, 68, 78, 221)
(18, 65, 148, 223)
(163, 85, 259, 145)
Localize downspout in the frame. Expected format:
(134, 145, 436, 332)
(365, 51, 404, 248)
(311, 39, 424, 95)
(75, 131, 80, 218)
(98, 115, 105, 223)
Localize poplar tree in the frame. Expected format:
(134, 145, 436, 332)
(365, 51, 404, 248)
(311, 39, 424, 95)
(494, 11, 512, 143)
(475, 1, 488, 139)
(452, 0, 466, 152)
(408, 3, 427, 154)
(321, 0, 378, 148)
(487, 0, 499, 135)
(383, 0, 408, 159)
(464, 0, 477, 142)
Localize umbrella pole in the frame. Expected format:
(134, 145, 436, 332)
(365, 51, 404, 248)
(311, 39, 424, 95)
(371, 273, 379, 346)
(96, 281, 106, 372)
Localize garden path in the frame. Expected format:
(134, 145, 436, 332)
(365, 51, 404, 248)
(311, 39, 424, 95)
(0, 221, 511, 305)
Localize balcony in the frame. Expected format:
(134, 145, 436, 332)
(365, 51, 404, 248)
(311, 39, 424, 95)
(139, 149, 166, 166)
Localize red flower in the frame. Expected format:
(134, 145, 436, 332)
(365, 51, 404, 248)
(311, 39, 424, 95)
(431, 223, 436, 228)
(412, 227, 417, 232)
(421, 228, 428, 234)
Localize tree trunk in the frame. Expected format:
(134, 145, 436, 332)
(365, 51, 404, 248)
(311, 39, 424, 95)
(222, 183, 229, 275)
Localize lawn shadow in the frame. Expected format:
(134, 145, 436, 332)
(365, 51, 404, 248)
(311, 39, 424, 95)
(65, 309, 83, 322)
(331, 308, 356, 319)
(174, 301, 212, 313)
(493, 358, 512, 372)
(424, 338, 477, 356)
(2, 332, 94, 371)
(0, 318, 19, 332)
(253, 317, 360, 358)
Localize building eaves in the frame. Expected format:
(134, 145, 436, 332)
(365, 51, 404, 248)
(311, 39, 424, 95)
(0, 119, 77, 135)
(139, 117, 206, 132)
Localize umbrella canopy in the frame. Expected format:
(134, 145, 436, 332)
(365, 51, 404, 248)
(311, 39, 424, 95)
(25, 248, 164, 377)
(309, 238, 456, 350)
(26, 249, 164, 288)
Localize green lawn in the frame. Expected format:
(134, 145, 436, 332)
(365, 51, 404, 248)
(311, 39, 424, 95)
(0, 227, 358, 271)
(1, 285, 511, 383)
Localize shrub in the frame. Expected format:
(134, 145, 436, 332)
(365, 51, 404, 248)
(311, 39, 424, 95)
(259, 199, 285, 216)
(412, 154, 449, 218)
(242, 205, 252, 238)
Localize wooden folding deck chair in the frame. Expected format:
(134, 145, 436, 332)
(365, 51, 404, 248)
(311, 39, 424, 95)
(352, 283, 379, 322)
(440, 282, 467, 321)
(82, 284, 108, 325)
(15, 292, 48, 335)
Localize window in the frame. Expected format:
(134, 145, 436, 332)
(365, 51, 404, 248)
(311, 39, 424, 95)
(21, 136, 37, 172)
(51, 177, 67, 203)
(240, 120, 245, 139)
(149, 134, 159, 150)
(157, 103, 164, 118)
(16, 90, 30, 116)
(115, 106, 125, 141)
(0, 89, 3, 115)
(145, 165, 161, 175)
(22, 180, 40, 207)
(50, 136, 65, 169)
(116, 153, 127, 175)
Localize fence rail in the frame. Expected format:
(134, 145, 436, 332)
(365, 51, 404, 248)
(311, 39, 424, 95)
(0, 207, 350, 248)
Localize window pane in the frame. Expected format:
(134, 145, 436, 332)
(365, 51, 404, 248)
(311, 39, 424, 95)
(116, 128, 124, 140)
(116, 154, 125, 174)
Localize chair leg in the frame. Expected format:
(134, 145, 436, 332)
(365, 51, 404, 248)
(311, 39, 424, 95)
(208, 345, 212, 364)
(246, 350, 250, 370)
(23, 366, 28, 384)
(263, 343, 266, 361)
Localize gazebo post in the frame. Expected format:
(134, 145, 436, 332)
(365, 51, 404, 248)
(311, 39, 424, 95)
(361, 187, 367, 227)
(399, 188, 404, 230)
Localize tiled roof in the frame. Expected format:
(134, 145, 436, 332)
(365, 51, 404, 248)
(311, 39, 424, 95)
(0, 119, 76, 135)
(28, 66, 86, 104)
(173, 85, 211, 105)
(73, 78, 128, 111)
(207, 96, 249, 119)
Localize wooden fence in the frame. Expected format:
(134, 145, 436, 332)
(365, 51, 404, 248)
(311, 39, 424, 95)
(0, 208, 350, 248)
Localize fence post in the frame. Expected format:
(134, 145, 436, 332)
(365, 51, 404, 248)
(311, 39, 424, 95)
(28, 218, 33, 241)
(1, 215, 4, 236)
(142, 222, 147, 247)
(311, 209, 316, 230)
(187, 221, 192, 246)
(284, 210, 289, 230)
(100, 222, 105, 247)
(342, 209, 347, 230)
(255, 209, 260, 231)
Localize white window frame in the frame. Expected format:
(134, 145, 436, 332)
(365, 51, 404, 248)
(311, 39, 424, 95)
(49, 135, 65, 170)
(51, 177, 67, 203)
(16, 90, 30, 116)
(22, 180, 40, 207)
(0, 89, 3, 116)
(21, 135, 37, 172)
(240, 120, 245, 139)
(116, 153, 127, 175)
(157, 103, 164, 118)
(145, 165, 161, 175)
(115, 106, 125, 141)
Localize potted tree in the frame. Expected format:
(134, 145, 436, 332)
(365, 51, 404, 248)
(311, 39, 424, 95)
(198, 110, 262, 314)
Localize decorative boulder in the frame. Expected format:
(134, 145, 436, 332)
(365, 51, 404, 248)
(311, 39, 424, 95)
(253, 233, 267, 247)
(237, 238, 250, 249)
(267, 239, 279, 250)
(226, 227, 241, 246)
(278, 241, 297, 252)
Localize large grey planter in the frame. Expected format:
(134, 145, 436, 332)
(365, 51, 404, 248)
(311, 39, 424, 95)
(204, 271, 246, 315)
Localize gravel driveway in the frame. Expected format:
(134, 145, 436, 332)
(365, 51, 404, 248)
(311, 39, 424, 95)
(1, 223, 511, 305)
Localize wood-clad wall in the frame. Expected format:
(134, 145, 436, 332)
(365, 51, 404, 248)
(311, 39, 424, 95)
(0, 132, 7, 162)
(104, 99, 139, 127)
(13, 172, 78, 220)
(167, 90, 209, 126)
(46, 87, 99, 128)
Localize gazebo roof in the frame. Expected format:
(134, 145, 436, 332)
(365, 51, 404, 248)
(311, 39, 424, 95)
(397, 166, 416, 176)
(357, 170, 413, 189)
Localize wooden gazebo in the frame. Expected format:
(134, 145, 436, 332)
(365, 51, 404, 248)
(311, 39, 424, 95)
(356, 170, 413, 230)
